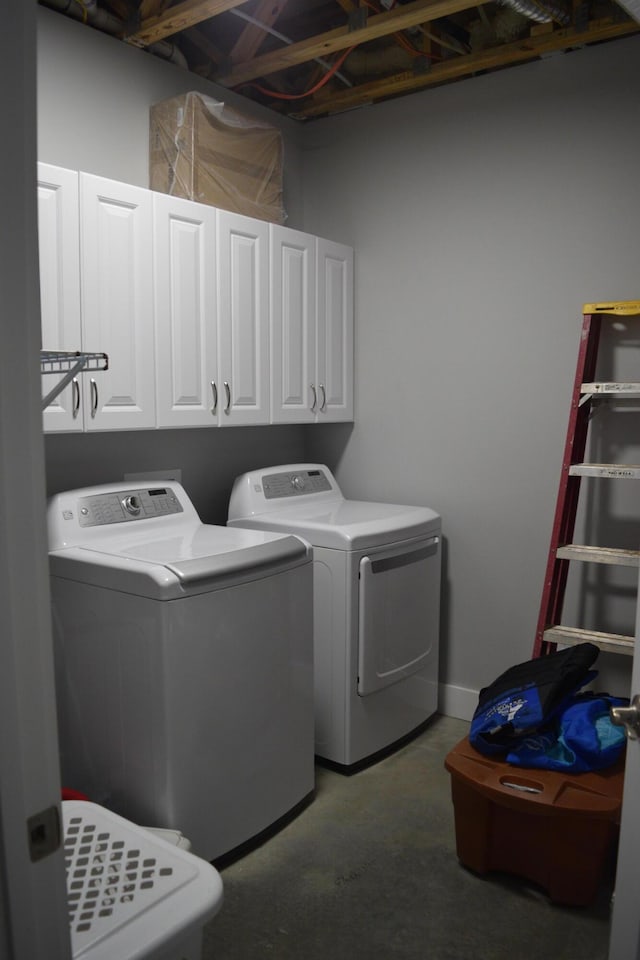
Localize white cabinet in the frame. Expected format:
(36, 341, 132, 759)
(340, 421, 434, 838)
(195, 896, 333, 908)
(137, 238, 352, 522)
(38, 165, 155, 432)
(270, 226, 353, 424)
(38, 163, 352, 434)
(155, 201, 270, 428)
(217, 210, 270, 426)
(316, 237, 353, 422)
(154, 193, 218, 428)
(80, 173, 155, 431)
(38, 163, 83, 432)
(270, 225, 316, 424)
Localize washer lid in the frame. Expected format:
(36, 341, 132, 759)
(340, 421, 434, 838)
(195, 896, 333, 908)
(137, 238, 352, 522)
(230, 499, 440, 550)
(49, 525, 310, 600)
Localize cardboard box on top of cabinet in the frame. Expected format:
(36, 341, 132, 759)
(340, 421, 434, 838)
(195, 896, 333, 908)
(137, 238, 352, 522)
(149, 92, 286, 224)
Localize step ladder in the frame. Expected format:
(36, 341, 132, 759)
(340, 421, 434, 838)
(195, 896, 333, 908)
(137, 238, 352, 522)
(533, 300, 640, 659)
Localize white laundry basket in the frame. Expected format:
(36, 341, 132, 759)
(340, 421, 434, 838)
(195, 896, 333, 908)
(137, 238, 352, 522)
(62, 801, 223, 960)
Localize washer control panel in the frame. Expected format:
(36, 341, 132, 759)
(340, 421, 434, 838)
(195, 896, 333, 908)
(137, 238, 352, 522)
(77, 487, 183, 526)
(262, 469, 332, 500)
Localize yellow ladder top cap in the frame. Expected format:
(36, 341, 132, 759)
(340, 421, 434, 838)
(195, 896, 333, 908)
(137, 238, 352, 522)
(583, 301, 640, 316)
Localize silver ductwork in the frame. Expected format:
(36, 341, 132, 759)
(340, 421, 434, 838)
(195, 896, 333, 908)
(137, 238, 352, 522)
(498, 0, 571, 25)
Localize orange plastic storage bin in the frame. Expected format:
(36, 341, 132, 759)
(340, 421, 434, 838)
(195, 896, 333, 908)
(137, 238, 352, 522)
(444, 736, 625, 906)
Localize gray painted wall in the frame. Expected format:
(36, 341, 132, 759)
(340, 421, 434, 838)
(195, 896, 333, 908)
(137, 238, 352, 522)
(303, 37, 640, 712)
(44, 427, 306, 525)
(37, 6, 640, 715)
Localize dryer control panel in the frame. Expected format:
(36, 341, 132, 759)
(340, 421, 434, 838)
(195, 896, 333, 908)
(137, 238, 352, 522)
(263, 469, 332, 499)
(228, 464, 342, 519)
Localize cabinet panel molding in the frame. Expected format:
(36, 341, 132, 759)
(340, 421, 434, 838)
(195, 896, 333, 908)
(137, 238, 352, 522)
(217, 210, 270, 425)
(38, 163, 83, 432)
(154, 192, 218, 427)
(80, 173, 156, 431)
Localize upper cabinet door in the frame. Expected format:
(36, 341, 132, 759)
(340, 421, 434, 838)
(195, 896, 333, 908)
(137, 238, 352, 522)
(80, 173, 155, 431)
(316, 238, 354, 422)
(270, 225, 316, 424)
(217, 210, 270, 426)
(38, 163, 83, 432)
(154, 193, 218, 428)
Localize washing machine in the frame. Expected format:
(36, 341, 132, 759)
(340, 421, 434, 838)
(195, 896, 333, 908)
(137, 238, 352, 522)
(228, 464, 441, 769)
(48, 480, 314, 862)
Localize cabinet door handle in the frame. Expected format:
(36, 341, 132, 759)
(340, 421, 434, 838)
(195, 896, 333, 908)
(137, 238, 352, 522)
(90, 378, 98, 418)
(211, 381, 218, 415)
(310, 383, 317, 413)
(319, 383, 327, 412)
(72, 378, 80, 419)
(224, 381, 231, 414)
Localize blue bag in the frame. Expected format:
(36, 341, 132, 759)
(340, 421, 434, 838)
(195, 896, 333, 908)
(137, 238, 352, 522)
(506, 692, 628, 772)
(470, 642, 600, 756)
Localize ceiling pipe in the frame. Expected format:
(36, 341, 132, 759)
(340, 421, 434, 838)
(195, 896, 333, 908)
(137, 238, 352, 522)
(498, 0, 571, 25)
(39, 0, 189, 68)
(149, 38, 189, 69)
(41, 0, 122, 36)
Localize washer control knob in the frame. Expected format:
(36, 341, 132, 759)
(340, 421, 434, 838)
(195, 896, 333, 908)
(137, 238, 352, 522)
(291, 474, 306, 492)
(123, 494, 142, 516)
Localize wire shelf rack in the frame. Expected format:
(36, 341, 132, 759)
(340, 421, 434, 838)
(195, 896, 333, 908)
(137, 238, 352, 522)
(40, 351, 109, 410)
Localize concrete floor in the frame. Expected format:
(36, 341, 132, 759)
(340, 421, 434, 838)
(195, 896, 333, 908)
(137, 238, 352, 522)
(202, 715, 615, 960)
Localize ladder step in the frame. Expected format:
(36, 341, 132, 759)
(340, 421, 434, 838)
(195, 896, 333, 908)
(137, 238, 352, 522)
(543, 626, 635, 655)
(556, 544, 640, 566)
(581, 382, 640, 396)
(569, 463, 640, 479)
(583, 301, 640, 316)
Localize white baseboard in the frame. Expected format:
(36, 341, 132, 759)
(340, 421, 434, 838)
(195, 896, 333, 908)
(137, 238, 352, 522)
(439, 683, 479, 723)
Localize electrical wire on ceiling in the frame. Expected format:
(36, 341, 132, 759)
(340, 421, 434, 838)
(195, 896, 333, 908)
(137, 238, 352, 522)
(73, 0, 89, 22)
(229, 7, 353, 88)
(41, 0, 603, 115)
(234, 0, 445, 104)
(240, 45, 357, 101)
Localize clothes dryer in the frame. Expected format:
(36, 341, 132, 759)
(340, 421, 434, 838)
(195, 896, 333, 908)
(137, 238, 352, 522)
(48, 481, 314, 861)
(228, 464, 441, 769)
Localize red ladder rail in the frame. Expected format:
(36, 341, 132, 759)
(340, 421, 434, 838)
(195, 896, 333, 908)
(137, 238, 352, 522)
(532, 310, 602, 657)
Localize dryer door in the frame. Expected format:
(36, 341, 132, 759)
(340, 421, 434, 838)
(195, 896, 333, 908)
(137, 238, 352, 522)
(357, 536, 440, 696)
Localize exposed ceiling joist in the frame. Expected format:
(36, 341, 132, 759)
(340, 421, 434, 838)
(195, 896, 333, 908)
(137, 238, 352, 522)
(217, 0, 481, 88)
(229, 0, 291, 63)
(298, 14, 639, 118)
(41, 0, 640, 121)
(138, 0, 169, 19)
(126, 0, 250, 47)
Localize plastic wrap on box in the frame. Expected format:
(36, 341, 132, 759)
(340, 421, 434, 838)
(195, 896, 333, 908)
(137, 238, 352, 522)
(150, 92, 285, 224)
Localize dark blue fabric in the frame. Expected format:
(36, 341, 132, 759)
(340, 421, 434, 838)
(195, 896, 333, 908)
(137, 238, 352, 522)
(470, 684, 544, 756)
(470, 675, 599, 756)
(469, 643, 600, 756)
(506, 693, 628, 772)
